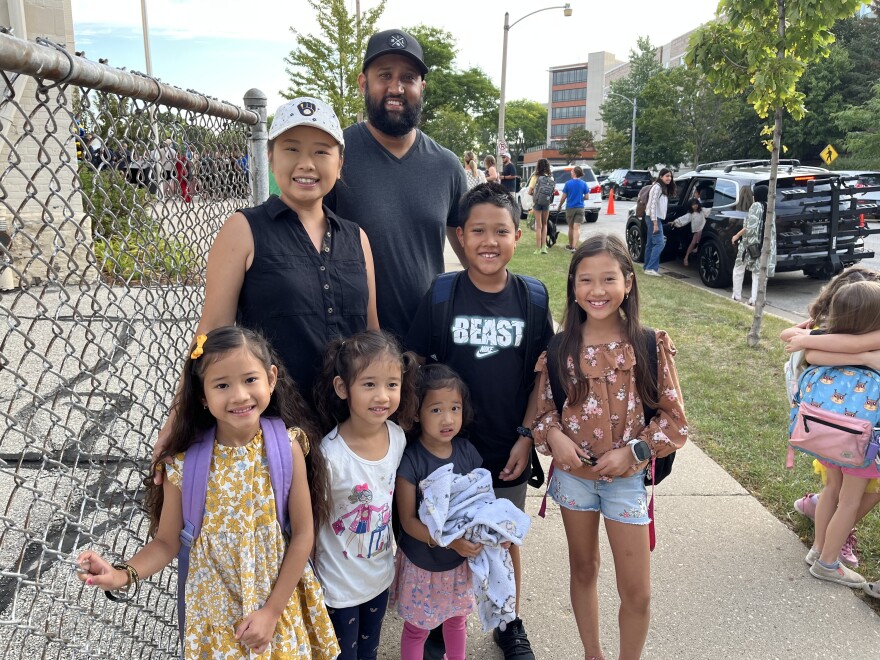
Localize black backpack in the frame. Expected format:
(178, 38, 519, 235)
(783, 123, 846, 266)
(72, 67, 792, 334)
(545, 327, 675, 486)
(426, 270, 550, 488)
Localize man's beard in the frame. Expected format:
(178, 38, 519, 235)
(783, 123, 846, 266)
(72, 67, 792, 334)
(363, 80, 423, 137)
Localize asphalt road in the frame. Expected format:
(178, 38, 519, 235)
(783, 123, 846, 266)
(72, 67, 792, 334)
(582, 200, 880, 324)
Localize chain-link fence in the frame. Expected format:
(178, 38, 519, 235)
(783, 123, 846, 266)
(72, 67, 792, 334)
(0, 29, 267, 658)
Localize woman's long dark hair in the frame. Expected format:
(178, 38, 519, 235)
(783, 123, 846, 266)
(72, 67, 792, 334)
(554, 234, 658, 409)
(656, 167, 677, 198)
(535, 158, 551, 178)
(313, 330, 419, 434)
(144, 326, 330, 535)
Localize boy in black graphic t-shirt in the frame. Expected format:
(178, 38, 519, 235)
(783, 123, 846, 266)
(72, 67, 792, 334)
(406, 182, 554, 660)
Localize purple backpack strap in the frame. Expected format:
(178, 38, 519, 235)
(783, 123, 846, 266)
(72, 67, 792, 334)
(261, 417, 293, 534)
(176, 426, 215, 641)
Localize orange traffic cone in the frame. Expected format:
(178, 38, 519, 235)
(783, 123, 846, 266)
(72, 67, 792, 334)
(606, 188, 615, 215)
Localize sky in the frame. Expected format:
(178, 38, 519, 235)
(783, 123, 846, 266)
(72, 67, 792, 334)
(71, 0, 721, 115)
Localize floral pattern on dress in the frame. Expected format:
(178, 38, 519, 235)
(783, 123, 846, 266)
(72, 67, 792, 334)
(531, 331, 688, 481)
(166, 429, 340, 659)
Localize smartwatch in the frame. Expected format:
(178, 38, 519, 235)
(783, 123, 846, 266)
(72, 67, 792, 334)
(516, 426, 533, 439)
(628, 439, 652, 462)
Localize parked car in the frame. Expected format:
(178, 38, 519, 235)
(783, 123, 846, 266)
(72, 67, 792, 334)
(835, 170, 880, 219)
(624, 159, 878, 288)
(517, 165, 602, 223)
(601, 169, 652, 200)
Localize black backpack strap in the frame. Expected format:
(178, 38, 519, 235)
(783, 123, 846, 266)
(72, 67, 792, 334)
(514, 274, 549, 391)
(427, 271, 462, 363)
(641, 327, 658, 423)
(545, 333, 566, 413)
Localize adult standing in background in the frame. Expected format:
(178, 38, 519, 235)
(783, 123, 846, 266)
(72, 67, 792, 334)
(499, 151, 518, 194)
(463, 150, 486, 190)
(644, 168, 676, 276)
(484, 155, 500, 183)
(326, 28, 468, 339)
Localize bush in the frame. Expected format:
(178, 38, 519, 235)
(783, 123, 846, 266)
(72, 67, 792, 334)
(94, 230, 200, 285)
(80, 167, 157, 239)
(80, 167, 200, 283)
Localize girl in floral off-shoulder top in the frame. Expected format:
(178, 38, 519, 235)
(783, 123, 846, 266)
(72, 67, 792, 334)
(530, 234, 687, 660)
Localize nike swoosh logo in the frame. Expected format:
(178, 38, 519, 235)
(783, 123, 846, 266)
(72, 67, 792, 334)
(475, 346, 500, 358)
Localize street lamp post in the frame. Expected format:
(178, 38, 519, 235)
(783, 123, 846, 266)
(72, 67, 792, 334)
(497, 3, 572, 167)
(605, 91, 637, 170)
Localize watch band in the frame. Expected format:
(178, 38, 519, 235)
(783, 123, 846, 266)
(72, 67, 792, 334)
(516, 426, 533, 439)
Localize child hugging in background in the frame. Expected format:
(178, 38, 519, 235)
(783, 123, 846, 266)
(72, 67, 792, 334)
(787, 280, 880, 588)
(782, 266, 880, 594)
(77, 327, 339, 659)
(312, 330, 419, 660)
(391, 363, 483, 660)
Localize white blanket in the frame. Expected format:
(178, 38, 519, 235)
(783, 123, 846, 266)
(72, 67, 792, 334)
(418, 465, 531, 631)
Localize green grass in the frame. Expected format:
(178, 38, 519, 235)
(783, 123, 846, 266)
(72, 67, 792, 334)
(511, 226, 880, 584)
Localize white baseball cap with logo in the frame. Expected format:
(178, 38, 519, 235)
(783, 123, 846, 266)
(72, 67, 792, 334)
(268, 97, 344, 147)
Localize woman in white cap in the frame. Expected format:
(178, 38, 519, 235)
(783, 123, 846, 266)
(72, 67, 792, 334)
(153, 97, 378, 469)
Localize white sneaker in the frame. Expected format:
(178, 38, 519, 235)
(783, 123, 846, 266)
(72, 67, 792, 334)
(805, 547, 820, 566)
(809, 560, 866, 586)
(643, 270, 661, 277)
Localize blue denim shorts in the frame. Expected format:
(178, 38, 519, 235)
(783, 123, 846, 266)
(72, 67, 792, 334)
(550, 469, 650, 525)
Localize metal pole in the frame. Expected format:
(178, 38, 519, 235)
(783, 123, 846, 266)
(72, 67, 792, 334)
(497, 12, 509, 167)
(140, 0, 153, 76)
(244, 88, 269, 204)
(630, 97, 637, 170)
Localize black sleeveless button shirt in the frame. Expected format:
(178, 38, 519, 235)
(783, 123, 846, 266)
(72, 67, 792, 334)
(237, 196, 368, 400)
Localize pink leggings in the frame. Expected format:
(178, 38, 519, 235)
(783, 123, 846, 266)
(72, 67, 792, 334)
(400, 617, 467, 660)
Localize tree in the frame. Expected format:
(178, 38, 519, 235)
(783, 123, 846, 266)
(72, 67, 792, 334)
(425, 107, 481, 158)
(559, 127, 594, 163)
(690, 0, 862, 346)
(481, 100, 548, 158)
(594, 129, 632, 171)
(403, 24, 499, 154)
(637, 66, 744, 168)
(599, 36, 663, 165)
(282, 0, 386, 127)
(834, 82, 880, 166)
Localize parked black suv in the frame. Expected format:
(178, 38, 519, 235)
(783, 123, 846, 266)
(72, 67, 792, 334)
(601, 169, 652, 200)
(625, 159, 880, 288)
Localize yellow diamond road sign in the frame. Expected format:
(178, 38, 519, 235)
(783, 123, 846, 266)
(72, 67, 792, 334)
(821, 144, 838, 165)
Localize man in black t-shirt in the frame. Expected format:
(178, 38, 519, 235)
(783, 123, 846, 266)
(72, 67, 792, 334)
(325, 29, 467, 339)
(499, 151, 518, 194)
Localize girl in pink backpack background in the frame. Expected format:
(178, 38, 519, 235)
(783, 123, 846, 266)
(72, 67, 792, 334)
(75, 327, 339, 658)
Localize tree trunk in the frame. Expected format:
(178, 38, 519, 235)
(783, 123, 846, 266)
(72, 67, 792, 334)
(747, 0, 785, 347)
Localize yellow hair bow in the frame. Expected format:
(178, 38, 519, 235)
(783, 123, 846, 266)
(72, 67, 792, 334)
(190, 334, 207, 360)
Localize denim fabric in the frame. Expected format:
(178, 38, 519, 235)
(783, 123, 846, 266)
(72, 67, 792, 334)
(644, 216, 666, 272)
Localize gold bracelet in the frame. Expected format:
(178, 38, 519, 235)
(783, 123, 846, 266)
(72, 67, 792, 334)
(105, 562, 140, 602)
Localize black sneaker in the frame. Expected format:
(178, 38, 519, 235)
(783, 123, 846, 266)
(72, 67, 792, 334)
(492, 617, 535, 659)
(423, 624, 445, 660)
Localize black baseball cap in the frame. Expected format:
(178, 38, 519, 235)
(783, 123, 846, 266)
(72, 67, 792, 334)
(362, 29, 428, 75)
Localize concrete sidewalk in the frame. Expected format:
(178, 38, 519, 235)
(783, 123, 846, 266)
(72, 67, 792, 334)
(377, 238, 880, 658)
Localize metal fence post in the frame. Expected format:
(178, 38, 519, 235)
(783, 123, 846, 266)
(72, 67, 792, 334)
(244, 88, 269, 204)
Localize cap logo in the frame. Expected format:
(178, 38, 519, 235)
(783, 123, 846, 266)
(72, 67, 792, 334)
(388, 34, 407, 49)
(297, 101, 316, 116)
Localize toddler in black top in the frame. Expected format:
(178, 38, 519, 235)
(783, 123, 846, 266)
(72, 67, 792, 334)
(391, 364, 482, 660)
(405, 182, 553, 660)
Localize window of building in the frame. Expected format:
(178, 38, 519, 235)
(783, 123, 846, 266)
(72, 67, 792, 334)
(551, 87, 587, 103)
(551, 123, 578, 138)
(552, 106, 586, 120)
(552, 69, 588, 86)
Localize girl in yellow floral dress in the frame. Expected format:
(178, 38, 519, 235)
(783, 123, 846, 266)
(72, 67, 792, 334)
(76, 326, 340, 659)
